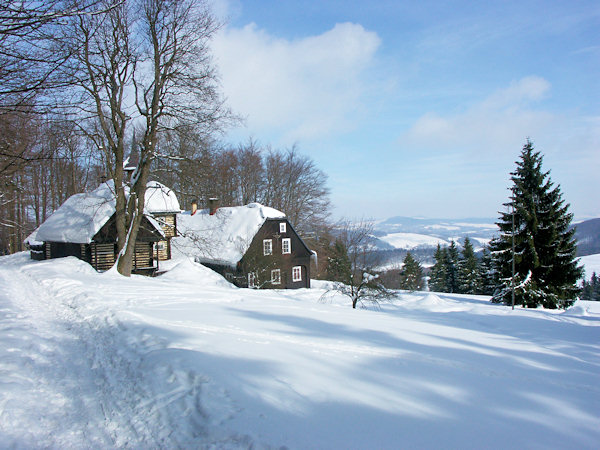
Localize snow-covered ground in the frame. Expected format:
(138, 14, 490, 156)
(1, 253, 599, 449)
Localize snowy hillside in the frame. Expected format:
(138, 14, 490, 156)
(581, 253, 600, 278)
(1, 253, 599, 449)
(372, 216, 497, 250)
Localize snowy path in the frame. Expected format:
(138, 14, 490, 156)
(0, 255, 205, 448)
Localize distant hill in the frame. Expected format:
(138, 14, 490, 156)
(371, 216, 498, 268)
(372, 216, 498, 251)
(574, 218, 600, 256)
(370, 215, 600, 269)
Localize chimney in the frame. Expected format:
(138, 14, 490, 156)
(191, 199, 198, 216)
(208, 197, 219, 215)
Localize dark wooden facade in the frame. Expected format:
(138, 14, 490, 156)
(32, 214, 164, 274)
(203, 218, 313, 289)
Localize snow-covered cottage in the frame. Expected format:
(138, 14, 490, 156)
(26, 180, 180, 274)
(175, 202, 314, 288)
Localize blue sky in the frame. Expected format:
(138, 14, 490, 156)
(210, 0, 599, 220)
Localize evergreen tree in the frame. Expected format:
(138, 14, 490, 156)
(445, 240, 460, 293)
(581, 272, 600, 301)
(326, 238, 351, 283)
(478, 246, 498, 296)
(429, 244, 448, 292)
(399, 252, 424, 291)
(458, 237, 480, 294)
(490, 140, 583, 309)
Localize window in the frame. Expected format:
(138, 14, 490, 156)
(282, 238, 291, 254)
(292, 266, 302, 282)
(271, 269, 281, 285)
(263, 239, 272, 255)
(279, 222, 287, 233)
(248, 272, 257, 288)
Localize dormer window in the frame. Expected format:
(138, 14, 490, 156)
(279, 222, 286, 233)
(263, 239, 273, 255)
(282, 238, 291, 254)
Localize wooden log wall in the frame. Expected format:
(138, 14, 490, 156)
(133, 243, 153, 269)
(92, 243, 116, 271)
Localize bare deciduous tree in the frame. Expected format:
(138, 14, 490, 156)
(0, 1, 123, 107)
(262, 146, 330, 234)
(321, 220, 393, 309)
(57, 0, 232, 276)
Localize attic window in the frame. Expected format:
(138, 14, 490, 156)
(279, 222, 286, 233)
(282, 238, 291, 254)
(263, 239, 273, 255)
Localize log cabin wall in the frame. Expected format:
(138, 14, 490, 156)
(91, 243, 116, 271)
(133, 242, 153, 269)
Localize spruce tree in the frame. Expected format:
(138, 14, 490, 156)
(429, 244, 448, 292)
(581, 273, 599, 301)
(478, 247, 498, 296)
(326, 238, 351, 283)
(458, 237, 480, 294)
(399, 252, 424, 291)
(490, 140, 583, 309)
(445, 240, 460, 293)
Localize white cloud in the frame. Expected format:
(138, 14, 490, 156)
(212, 22, 381, 142)
(209, 0, 241, 23)
(399, 76, 600, 219)
(402, 76, 557, 155)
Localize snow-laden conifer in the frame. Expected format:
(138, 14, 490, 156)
(429, 244, 448, 292)
(490, 140, 582, 308)
(458, 237, 480, 294)
(399, 252, 424, 291)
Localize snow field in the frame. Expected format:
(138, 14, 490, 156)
(1, 253, 600, 449)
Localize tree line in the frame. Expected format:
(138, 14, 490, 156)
(150, 132, 330, 235)
(581, 273, 600, 301)
(428, 238, 495, 295)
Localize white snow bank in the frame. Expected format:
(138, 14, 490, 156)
(1, 253, 599, 449)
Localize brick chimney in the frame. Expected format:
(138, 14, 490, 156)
(208, 197, 219, 215)
(191, 199, 198, 216)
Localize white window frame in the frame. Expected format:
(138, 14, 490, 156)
(282, 238, 291, 254)
(263, 239, 273, 255)
(248, 272, 257, 288)
(279, 222, 287, 233)
(271, 269, 281, 285)
(292, 266, 302, 282)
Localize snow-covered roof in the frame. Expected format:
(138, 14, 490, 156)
(144, 181, 181, 213)
(26, 181, 119, 244)
(25, 180, 174, 245)
(174, 203, 286, 266)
